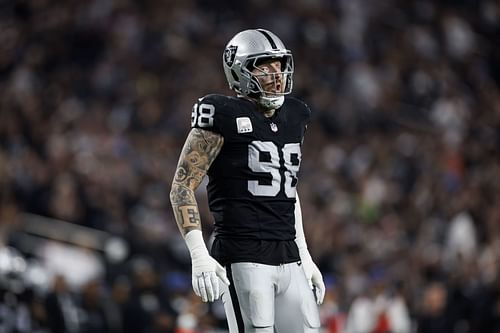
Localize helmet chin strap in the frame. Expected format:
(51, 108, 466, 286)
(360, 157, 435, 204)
(258, 95, 284, 110)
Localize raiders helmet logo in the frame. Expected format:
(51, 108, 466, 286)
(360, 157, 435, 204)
(224, 45, 237, 67)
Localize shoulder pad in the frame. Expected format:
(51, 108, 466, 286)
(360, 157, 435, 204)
(191, 94, 235, 135)
(284, 97, 311, 122)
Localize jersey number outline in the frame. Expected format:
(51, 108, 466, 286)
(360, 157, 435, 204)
(248, 141, 301, 198)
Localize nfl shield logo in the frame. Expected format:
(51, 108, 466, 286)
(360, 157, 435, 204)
(224, 45, 237, 67)
(270, 122, 278, 132)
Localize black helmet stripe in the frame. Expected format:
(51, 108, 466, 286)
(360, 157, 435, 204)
(257, 29, 278, 50)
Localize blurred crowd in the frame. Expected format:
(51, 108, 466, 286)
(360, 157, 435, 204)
(1, 0, 500, 332)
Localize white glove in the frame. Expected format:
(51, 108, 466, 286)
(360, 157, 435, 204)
(294, 194, 325, 305)
(185, 230, 230, 302)
(299, 250, 325, 305)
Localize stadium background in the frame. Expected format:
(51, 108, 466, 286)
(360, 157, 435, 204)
(0, 0, 499, 332)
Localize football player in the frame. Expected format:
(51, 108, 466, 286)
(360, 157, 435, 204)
(170, 29, 325, 332)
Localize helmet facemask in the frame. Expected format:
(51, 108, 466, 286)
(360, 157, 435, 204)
(241, 54, 294, 110)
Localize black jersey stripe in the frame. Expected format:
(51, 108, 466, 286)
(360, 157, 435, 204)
(227, 265, 245, 332)
(257, 29, 278, 49)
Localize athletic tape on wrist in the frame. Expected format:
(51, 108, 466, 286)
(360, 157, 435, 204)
(185, 230, 208, 254)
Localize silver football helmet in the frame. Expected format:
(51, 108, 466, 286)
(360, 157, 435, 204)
(223, 29, 294, 110)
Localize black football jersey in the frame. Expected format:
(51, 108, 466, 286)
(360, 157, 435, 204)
(191, 94, 311, 265)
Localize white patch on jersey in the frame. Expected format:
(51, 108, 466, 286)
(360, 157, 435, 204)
(236, 117, 253, 133)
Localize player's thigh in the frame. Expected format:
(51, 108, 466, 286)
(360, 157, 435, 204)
(228, 262, 276, 329)
(275, 263, 320, 333)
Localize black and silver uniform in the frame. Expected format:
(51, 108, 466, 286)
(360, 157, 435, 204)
(191, 94, 311, 265)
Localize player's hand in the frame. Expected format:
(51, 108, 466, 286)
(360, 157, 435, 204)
(191, 252, 230, 302)
(300, 253, 326, 305)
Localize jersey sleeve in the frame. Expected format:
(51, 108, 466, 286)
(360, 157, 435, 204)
(190, 94, 231, 136)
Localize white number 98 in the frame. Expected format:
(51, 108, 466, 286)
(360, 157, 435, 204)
(191, 103, 215, 128)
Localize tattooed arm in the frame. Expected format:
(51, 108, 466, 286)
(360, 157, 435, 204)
(169, 127, 229, 302)
(170, 127, 224, 235)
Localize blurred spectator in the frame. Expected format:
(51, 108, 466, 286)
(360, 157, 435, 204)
(416, 282, 452, 333)
(344, 275, 410, 333)
(44, 275, 80, 333)
(79, 279, 113, 333)
(122, 257, 176, 333)
(470, 273, 500, 332)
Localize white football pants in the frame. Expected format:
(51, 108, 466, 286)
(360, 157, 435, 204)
(221, 262, 321, 333)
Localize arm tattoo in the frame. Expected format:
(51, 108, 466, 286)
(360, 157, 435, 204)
(170, 128, 224, 235)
